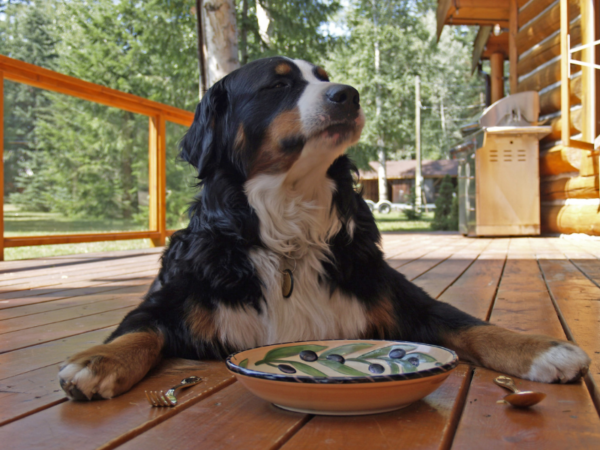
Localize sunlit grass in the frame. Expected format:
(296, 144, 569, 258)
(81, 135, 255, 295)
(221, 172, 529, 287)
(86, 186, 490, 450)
(373, 211, 434, 232)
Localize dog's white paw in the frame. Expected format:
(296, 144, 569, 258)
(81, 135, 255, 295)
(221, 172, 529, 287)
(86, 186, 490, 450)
(58, 361, 118, 400)
(525, 341, 590, 383)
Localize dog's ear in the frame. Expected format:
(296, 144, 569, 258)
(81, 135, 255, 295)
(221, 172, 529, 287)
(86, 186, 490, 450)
(179, 79, 229, 179)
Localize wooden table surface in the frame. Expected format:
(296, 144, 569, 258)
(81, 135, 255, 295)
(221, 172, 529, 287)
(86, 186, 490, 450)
(0, 234, 599, 449)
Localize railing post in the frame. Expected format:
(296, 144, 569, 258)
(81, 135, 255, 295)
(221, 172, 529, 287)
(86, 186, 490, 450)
(148, 115, 167, 247)
(560, 0, 571, 146)
(0, 72, 4, 261)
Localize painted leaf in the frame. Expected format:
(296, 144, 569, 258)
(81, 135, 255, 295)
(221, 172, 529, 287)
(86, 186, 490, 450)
(360, 344, 417, 360)
(320, 343, 374, 357)
(398, 360, 417, 373)
(239, 358, 249, 369)
(319, 359, 369, 376)
(258, 344, 328, 364)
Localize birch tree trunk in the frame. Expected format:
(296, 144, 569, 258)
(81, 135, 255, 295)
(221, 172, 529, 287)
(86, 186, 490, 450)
(373, 0, 388, 203)
(198, 0, 240, 92)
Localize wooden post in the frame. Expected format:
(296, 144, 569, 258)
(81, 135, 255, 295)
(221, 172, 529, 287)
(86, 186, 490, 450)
(509, 0, 518, 94)
(560, 0, 571, 146)
(148, 115, 167, 247)
(490, 52, 505, 103)
(415, 75, 422, 210)
(0, 73, 4, 261)
(580, 0, 597, 143)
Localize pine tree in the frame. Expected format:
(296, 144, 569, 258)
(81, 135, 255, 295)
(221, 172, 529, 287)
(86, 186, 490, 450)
(431, 175, 457, 230)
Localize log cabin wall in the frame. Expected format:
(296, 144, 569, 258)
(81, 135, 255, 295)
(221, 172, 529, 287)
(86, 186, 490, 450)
(514, 0, 599, 234)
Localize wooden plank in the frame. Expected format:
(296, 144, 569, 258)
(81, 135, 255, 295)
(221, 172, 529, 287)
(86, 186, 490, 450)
(396, 239, 474, 281)
(412, 239, 492, 299)
(542, 108, 582, 142)
(0, 327, 115, 380)
(0, 269, 155, 311)
(472, 26, 493, 74)
(116, 382, 309, 450)
(0, 55, 194, 127)
(452, 239, 600, 448)
(148, 115, 167, 247)
(279, 365, 472, 450)
(0, 295, 141, 335)
(0, 253, 159, 289)
(0, 360, 235, 450)
(0, 259, 159, 295)
(0, 306, 135, 354)
(0, 283, 149, 321)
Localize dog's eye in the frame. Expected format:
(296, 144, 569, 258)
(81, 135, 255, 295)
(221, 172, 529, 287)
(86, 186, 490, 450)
(270, 81, 288, 89)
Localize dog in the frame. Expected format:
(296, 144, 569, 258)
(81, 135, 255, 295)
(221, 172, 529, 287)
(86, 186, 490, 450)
(58, 57, 590, 401)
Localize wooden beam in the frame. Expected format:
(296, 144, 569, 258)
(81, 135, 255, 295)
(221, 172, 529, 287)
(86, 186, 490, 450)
(561, 0, 571, 145)
(0, 72, 4, 262)
(509, 0, 519, 93)
(518, 0, 556, 28)
(517, 18, 581, 77)
(541, 203, 600, 235)
(541, 174, 598, 199)
(490, 53, 505, 102)
(540, 144, 582, 175)
(148, 116, 167, 247)
(518, 58, 581, 92)
(3, 231, 162, 248)
(0, 55, 194, 127)
(516, 0, 579, 56)
(436, 0, 453, 41)
(539, 75, 582, 115)
(542, 108, 582, 142)
(472, 26, 493, 74)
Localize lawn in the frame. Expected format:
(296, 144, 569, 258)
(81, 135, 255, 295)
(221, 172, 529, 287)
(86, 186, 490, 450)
(3, 206, 434, 260)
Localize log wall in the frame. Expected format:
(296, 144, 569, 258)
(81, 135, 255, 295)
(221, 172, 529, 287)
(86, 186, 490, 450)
(512, 0, 599, 236)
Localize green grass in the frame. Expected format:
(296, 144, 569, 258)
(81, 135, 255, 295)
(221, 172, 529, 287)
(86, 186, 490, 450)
(373, 211, 434, 232)
(2, 205, 434, 261)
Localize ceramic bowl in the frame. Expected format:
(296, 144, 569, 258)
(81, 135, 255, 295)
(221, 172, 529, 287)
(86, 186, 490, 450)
(226, 339, 458, 415)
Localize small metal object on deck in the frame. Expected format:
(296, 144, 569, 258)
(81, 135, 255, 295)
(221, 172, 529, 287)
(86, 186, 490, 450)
(494, 375, 546, 408)
(145, 376, 202, 407)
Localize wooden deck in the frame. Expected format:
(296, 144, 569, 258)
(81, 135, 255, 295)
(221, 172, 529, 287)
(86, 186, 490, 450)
(1, 233, 599, 449)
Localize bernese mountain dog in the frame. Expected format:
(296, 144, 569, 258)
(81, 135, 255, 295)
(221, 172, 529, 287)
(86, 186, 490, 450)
(58, 57, 590, 401)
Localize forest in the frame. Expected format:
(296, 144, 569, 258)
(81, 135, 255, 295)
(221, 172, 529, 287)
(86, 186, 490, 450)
(0, 0, 484, 231)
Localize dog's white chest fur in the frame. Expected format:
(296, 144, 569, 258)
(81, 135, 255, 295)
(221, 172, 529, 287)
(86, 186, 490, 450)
(213, 173, 368, 350)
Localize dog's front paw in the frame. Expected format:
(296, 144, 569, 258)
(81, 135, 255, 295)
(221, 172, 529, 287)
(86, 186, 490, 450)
(59, 350, 123, 400)
(525, 341, 590, 383)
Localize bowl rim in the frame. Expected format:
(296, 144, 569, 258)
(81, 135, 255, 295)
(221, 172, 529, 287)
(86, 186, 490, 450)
(225, 339, 459, 384)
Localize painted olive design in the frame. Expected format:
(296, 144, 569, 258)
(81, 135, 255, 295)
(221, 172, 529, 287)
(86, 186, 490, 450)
(299, 350, 318, 362)
(389, 349, 406, 359)
(326, 354, 345, 364)
(278, 364, 297, 374)
(407, 357, 420, 367)
(368, 363, 385, 374)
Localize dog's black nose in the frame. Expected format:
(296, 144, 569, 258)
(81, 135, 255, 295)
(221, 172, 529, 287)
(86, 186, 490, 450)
(326, 84, 360, 109)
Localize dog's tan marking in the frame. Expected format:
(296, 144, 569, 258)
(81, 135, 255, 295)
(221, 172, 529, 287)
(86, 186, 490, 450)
(363, 297, 397, 339)
(234, 123, 246, 151)
(186, 304, 217, 341)
(275, 63, 292, 75)
(315, 66, 329, 81)
(443, 325, 590, 382)
(250, 108, 304, 177)
(59, 331, 164, 399)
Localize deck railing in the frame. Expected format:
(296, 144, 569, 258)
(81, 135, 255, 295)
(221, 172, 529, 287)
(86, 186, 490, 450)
(0, 55, 195, 261)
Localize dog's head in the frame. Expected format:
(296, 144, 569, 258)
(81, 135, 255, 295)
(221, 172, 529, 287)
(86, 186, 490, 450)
(180, 57, 365, 183)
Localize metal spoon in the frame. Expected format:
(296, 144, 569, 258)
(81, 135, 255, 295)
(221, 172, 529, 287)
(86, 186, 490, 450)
(494, 375, 546, 408)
